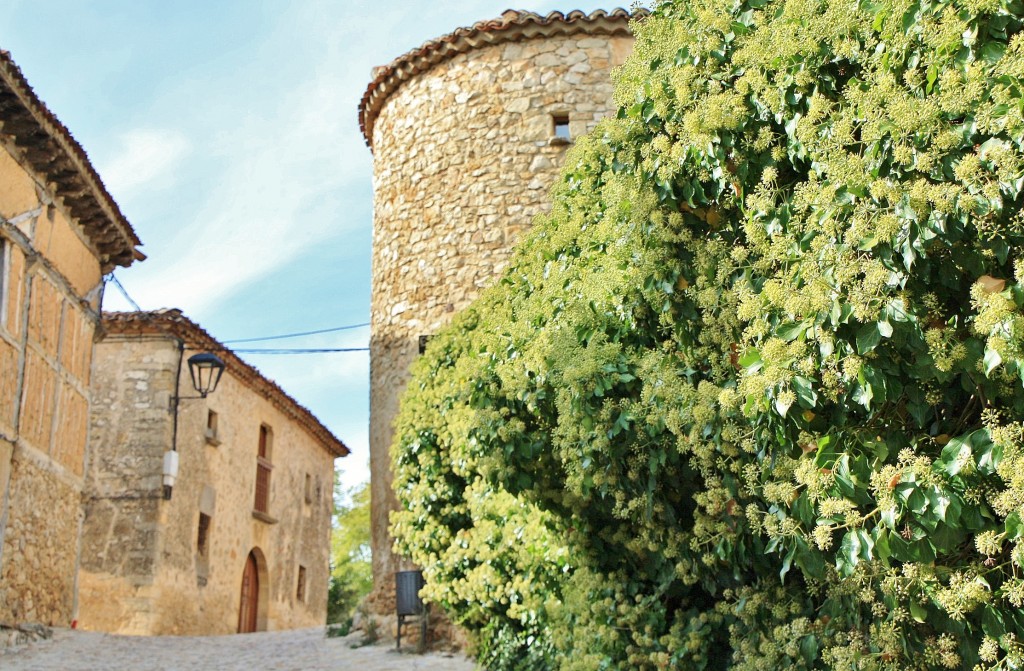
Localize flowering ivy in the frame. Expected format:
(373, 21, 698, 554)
(391, 0, 1024, 668)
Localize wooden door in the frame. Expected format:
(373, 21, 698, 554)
(238, 552, 259, 633)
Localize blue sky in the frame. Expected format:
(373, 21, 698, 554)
(0, 1, 635, 492)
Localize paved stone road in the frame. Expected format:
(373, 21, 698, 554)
(0, 627, 476, 671)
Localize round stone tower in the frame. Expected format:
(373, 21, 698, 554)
(360, 7, 640, 611)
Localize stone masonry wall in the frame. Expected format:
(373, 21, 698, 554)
(0, 141, 104, 627)
(78, 336, 173, 634)
(368, 30, 634, 609)
(81, 332, 335, 635)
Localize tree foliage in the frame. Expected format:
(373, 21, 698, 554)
(391, 0, 1024, 667)
(328, 480, 372, 625)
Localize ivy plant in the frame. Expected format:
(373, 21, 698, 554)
(392, 0, 1024, 667)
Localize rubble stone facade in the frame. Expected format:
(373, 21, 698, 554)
(360, 9, 638, 611)
(0, 50, 140, 626)
(78, 311, 348, 635)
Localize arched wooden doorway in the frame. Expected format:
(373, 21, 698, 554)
(238, 551, 260, 633)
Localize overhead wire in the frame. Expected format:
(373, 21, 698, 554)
(231, 347, 370, 354)
(106, 273, 142, 312)
(221, 322, 370, 344)
(103, 274, 370, 355)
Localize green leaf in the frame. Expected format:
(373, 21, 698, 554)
(910, 598, 927, 623)
(780, 543, 797, 581)
(874, 528, 892, 564)
(1006, 512, 1023, 540)
(984, 346, 1003, 376)
(777, 321, 807, 340)
(799, 635, 818, 666)
(982, 605, 1007, 639)
(979, 41, 1006, 63)
(938, 437, 972, 476)
(852, 377, 874, 409)
(793, 376, 818, 408)
(856, 322, 882, 354)
(877, 320, 893, 338)
(837, 530, 861, 576)
(738, 348, 762, 369)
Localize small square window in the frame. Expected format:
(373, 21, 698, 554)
(296, 565, 307, 602)
(553, 114, 571, 140)
(205, 410, 220, 445)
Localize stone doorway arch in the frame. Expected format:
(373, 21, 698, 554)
(237, 548, 269, 633)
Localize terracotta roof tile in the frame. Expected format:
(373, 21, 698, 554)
(358, 7, 646, 149)
(102, 310, 350, 459)
(0, 50, 142, 271)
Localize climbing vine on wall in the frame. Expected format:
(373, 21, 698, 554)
(391, 0, 1024, 667)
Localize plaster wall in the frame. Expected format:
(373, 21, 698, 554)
(80, 334, 335, 635)
(368, 30, 633, 608)
(0, 142, 103, 626)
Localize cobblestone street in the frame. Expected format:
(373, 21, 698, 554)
(0, 627, 476, 671)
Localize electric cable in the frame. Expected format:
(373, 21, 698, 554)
(221, 322, 370, 344)
(230, 347, 369, 354)
(106, 273, 142, 312)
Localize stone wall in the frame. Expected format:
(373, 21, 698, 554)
(365, 13, 635, 610)
(80, 327, 337, 635)
(0, 141, 105, 626)
(77, 335, 173, 634)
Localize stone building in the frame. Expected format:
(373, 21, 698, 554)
(77, 310, 348, 635)
(360, 8, 640, 609)
(0, 50, 142, 626)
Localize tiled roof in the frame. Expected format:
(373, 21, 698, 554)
(0, 50, 142, 271)
(102, 310, 350, 459)
(358, 8, 645, 149)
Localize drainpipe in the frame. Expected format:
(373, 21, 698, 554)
(164, 339, 185, 500)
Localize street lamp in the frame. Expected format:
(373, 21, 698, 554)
(187, 352, 226, 397)
(165, 350, 227, 499)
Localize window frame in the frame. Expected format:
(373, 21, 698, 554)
(254, 424, 273, 516)
(552, 113, 571, 141)
(197, 512, 211, 558)
(205, 409, 221, 446)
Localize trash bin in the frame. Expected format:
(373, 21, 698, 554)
(395, 570, 427, 650)
(395, 570, 425, 616)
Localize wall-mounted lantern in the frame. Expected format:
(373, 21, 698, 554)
(165, 350, 226, 500)
(187, 352, 226, 397)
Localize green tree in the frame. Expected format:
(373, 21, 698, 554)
(392, 0, 1024, 668)
(328, 479, 372, 625)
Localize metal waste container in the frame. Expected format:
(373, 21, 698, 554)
(396, 570, 424, 615)
(395, 570, 426, 650)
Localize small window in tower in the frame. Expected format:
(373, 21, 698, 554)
(197, 513, 211, 558)
(205, 410, 220, 445)
(553, 114, 571, 140)
(304, 473, 313, 504)
(296, 565, 307, 602)
(418, 335, 432, 355)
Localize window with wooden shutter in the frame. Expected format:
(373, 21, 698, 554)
(254, 425, 273, 514)
(197, 513, 211, 557)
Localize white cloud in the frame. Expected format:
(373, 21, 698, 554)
(99, 128, 191, 195)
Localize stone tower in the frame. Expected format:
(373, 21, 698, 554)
(360, 8, 639, 611)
